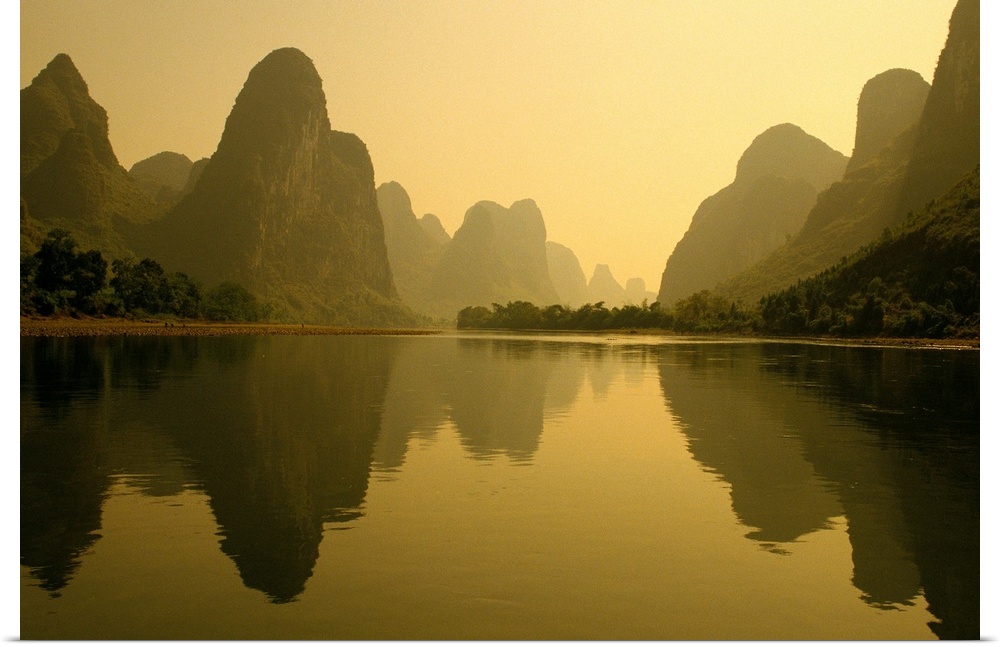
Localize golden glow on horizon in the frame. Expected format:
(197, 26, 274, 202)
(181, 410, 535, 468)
(20, 0, 955, 288)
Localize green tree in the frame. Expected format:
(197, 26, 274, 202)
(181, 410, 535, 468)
(110, 258, 171, 314)
(202, 282, 260, 322)
(24, 229, 108, 315)
(457, 305, 492, 329)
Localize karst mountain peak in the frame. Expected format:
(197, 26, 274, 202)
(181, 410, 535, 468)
(136, 46, 410, 325)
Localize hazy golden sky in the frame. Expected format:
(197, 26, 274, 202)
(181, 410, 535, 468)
(20, 0, 958, 288)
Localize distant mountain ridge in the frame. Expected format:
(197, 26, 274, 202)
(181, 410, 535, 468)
(427, 198, 560, 317)
(657, 123, 848, 304)
(376, 181, 448, 316)
(128, 151, 195, 205)
(382, 181, 642, 317)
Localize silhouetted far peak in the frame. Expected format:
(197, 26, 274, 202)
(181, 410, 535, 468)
(847, 69, 929, 174)
(734, 123, 848, 190)
(590, 264, 618, 283)
(546, 241, 589, 307)
(454, 200, 501, 241)
(129, 152, 193, 185)
(376, 181, 416, 227)
(588, 263, 627, 305)
(430, 198, 558, 312)
(457, 199, 547, 249)
(419, 214, 451, 244)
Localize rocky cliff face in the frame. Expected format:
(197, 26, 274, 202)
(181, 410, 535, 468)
(657, 124, 847, 305)
(20, 54, 158, 255)
(897, 0, 979, 215)
(719, 1, 979, 302)
(428, 199, 559, 317)
(376, 181, 446, 315)
(139, 48, 409, 325)
(546, 241, 589, 307)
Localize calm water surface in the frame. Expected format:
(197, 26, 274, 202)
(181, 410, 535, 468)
(20, 332, 979, 639)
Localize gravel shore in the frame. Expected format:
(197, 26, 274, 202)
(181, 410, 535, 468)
(20, 317, 443, 337)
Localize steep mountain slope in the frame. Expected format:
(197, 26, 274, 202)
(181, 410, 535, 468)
(720, 0, 978, 303)
(20, 54, 159, 256)
(135, 48, 410, 325)
(546, 241, 589, 307)
(657, 124, 848, 304)
(428, 199, 559, 317)
(376, 181, 447, 316)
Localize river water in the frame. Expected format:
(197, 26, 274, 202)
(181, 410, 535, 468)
(19, 332, 979, 639)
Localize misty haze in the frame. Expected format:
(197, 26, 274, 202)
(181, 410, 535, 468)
(19, 0, 979, 640)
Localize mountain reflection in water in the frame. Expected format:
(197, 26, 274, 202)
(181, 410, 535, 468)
(657, 342, 978, 639)
(20, 334, 978, 639)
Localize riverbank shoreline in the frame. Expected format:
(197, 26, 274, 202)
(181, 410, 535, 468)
(20, 317, 978, 349)
(19, 316, 443, 338)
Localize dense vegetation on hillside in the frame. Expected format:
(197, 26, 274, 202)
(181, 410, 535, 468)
(757, 168, 978, 338)
(21, 229, 267, 322)
(459, 169, 979, 339)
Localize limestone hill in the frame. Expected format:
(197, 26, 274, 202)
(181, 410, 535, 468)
(135, 48, 413, 326)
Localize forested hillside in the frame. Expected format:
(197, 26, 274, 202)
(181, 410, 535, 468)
(757, 168, 978, 338)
